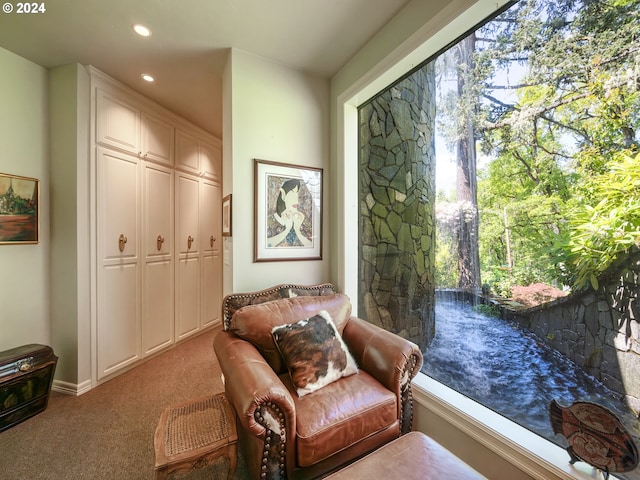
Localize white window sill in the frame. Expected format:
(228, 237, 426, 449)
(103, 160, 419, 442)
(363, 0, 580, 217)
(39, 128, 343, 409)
(412, 374, 608, 480)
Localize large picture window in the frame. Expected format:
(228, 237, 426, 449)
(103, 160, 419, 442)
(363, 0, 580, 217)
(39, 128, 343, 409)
(358, 0, 640, 465)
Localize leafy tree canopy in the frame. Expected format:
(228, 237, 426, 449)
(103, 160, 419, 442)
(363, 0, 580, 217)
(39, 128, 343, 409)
(436, 0, 640, 293)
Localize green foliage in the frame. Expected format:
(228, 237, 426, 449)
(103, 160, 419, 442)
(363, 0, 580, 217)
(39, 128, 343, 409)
(557, 151, 640, 290)
(434, 0, 640, 294)
(434, 196, 463, 288)
(481, 267, 513, 298)
(473, 303, 501, 318)
(435, 240, 458, 288)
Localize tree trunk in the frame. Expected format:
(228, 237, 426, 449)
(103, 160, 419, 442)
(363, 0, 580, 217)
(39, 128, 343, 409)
(456, 33, 481, 289)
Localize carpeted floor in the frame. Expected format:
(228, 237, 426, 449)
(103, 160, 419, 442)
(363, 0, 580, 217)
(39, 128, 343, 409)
(0, 327, 248, 479)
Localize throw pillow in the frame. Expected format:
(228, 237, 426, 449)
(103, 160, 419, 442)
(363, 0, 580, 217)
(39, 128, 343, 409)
(271, 310, 358, 397)
(228, 293, 352, 374)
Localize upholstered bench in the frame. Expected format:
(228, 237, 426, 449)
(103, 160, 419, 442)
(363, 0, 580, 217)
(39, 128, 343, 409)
(153, 393, 238, 480)
(324, 431, 486, 479)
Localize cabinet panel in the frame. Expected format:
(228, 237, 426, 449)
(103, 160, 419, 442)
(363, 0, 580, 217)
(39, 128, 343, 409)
(144, 164, 173, 258)
(97, 145, 141, 380)
(97, 148, 139, 261)
(143, 163, 174, 355)
(96, 89, 140, 153)
(200, 140, 222, 182)
(176, 256, 200, 339)
(200, 180, 221, 254)
(143, 260, 173, 354)
(175, 129, 200, 176)
(142, 112, 174, 165)
(202, 254, 221, 328)
(98, 263, 140, 378)
(176, 173, 200, 254)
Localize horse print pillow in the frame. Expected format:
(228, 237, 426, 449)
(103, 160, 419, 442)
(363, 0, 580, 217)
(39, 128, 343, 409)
(271, 310, 358, 397)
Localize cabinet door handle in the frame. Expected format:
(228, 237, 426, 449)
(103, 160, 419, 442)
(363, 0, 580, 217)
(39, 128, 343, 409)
(157, 235, 165, 251)
(119, 234, 128, 252)
(187, 235, 194, 250)
(210, 235, 216, 247)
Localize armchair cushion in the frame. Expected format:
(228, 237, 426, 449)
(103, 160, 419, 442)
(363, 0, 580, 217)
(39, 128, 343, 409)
(272, 310, 358, 397)
(228, 293, 352, 374)
(280, 370, 398, 467)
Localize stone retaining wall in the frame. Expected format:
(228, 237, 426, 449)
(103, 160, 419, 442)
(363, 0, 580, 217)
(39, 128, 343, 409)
(358, 62, 437, 351)
(507, 251, 640, 414)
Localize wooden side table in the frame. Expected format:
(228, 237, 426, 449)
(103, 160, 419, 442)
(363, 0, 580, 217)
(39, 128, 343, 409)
(154, 393, 238, 480)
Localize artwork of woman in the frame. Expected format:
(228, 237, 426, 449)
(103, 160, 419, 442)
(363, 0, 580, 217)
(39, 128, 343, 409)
(254, 159, 322, 261)
(267, 177, 312, 247)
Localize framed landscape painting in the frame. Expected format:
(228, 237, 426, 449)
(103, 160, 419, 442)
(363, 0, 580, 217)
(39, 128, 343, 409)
(254, 159, 322, 262)
(0, 173, 39, 244)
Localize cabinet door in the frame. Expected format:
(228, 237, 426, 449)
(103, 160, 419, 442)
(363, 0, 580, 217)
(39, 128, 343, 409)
(142, 112, 174, 165)
(200, 180, 221, 327)
(142, 164, 174, 354)
(97, 148, 139, 260)
(176, 256, 200, 339)
(96, 147, 141, 379)
(200, 180, 221, 255)
(175, 129, 200, 176)
(200, 140, 222, 182)
(202, 253, 222, 328)
(176, 173, 200, 254)
(175, 172, 201, 339)
(96, 88, 140, 154)
(144, 165, 173, 258)
(143, 260, 173, 353)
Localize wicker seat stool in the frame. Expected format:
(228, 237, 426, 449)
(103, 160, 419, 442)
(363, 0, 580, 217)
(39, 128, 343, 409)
(154, 393, 238, 480)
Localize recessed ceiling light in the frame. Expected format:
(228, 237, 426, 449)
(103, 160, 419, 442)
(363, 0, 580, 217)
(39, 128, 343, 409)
(141, 73, 155, 82)
(133, 24, 152, 37)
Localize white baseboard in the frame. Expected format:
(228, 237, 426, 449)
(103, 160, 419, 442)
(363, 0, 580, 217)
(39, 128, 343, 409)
(52, 379, 92, 396)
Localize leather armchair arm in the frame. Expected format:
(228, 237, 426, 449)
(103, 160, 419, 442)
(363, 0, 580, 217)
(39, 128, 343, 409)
(213, 331, 296, 439)
(343, 316, 423, 391)
(342, 317, 423, 433)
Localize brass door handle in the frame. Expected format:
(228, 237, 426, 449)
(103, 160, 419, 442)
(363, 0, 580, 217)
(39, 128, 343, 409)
(157, 235, 165, 251)
(119, 234, 128, 252)
(187, 235, 194, 250)
(210, 235, 216, 247)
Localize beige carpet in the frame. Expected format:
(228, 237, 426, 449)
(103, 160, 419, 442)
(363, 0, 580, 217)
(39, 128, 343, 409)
(0, 328, 248, 479)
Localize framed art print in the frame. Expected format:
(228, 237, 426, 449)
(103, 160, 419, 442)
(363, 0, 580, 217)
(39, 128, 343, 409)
(254, 159, 322, 262)
(222, 194, 232, 237)
(0, 173, 39, 244)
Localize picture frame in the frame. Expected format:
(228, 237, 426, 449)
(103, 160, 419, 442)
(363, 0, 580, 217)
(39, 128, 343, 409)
(254, 159, 322, 262)
(222, 194, 232, 237)
(0, 173, 39, 244)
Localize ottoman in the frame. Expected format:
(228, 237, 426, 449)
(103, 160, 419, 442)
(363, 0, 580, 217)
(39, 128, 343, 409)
(154, 393, 238, 480)
(324, 431, 486, 479)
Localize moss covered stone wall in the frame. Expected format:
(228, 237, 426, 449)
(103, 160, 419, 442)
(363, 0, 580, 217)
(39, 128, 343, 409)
(358, 63, 437, 350)
(510, 251, 640, 414)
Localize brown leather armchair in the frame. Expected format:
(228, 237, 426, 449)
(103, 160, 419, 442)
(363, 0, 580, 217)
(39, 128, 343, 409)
(214, 284, 423, 480)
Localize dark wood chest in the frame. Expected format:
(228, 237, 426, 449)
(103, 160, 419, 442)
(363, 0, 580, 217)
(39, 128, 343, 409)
(0, 344, 57, 432)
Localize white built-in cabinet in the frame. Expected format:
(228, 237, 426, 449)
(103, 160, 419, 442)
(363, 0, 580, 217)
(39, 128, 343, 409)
(96, 147, 141, 377)
(175, 171, 201, 340)
(92, 70, 222, 381)
(143, 162, 174, 355)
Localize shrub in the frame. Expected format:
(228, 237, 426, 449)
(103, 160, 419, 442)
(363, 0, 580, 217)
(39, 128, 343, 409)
(560, 151, 640, 290)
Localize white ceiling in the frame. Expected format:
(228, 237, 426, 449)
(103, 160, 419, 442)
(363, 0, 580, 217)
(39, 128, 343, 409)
(0, 0, 411, 137)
